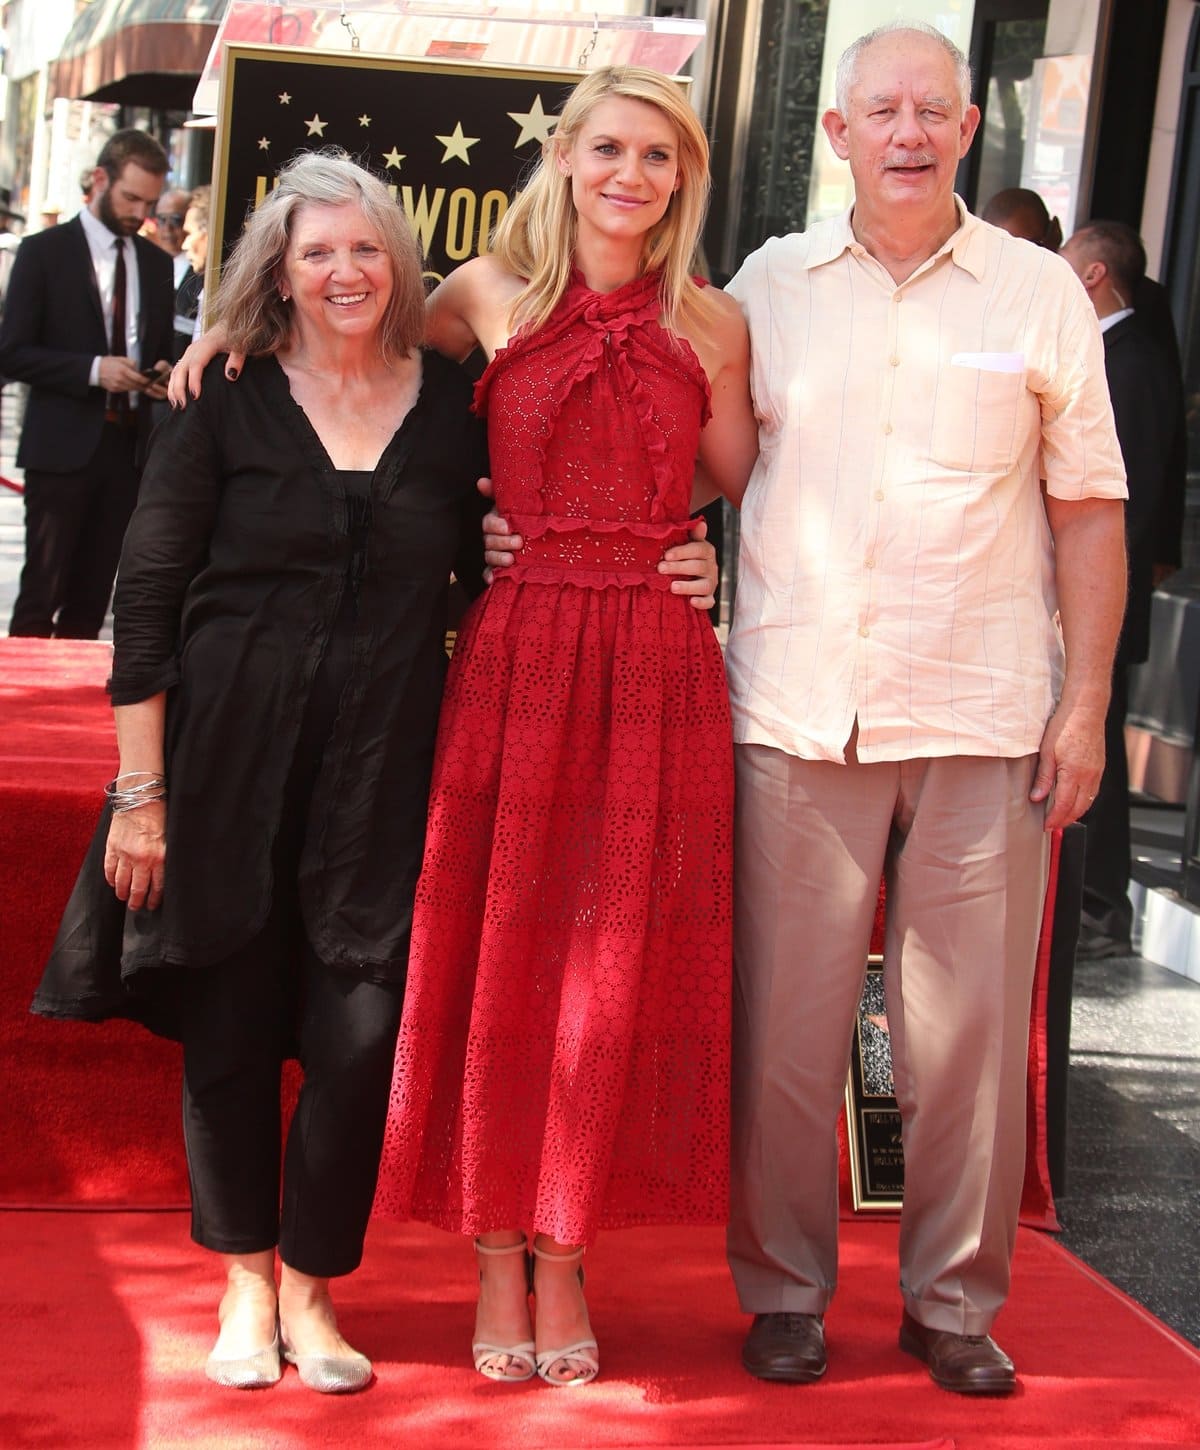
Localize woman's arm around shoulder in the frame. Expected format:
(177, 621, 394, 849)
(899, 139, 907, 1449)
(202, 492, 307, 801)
(426, 255, 525, 363)
(691, 290, 759, 510)
(168, 324, 233, 405)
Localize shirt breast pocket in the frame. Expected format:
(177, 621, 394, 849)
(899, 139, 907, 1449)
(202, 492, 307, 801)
(929, 363, 1026, 474)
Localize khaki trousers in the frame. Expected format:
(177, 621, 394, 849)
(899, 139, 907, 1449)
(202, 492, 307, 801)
(727, 743, 1049, 1335)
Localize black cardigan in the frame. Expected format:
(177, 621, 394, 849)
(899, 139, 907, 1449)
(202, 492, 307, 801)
(33, 350, 487, 1033)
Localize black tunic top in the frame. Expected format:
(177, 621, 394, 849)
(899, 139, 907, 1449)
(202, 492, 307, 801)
(33, 350, 487, 1032)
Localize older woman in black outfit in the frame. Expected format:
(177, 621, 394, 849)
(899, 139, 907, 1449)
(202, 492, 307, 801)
(33, 152, 488, 1393)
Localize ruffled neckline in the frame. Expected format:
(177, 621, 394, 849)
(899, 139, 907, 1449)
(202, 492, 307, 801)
(563, 266, 662, 307)
(472, 269, 709, 526)
(481, 269, 666, 381)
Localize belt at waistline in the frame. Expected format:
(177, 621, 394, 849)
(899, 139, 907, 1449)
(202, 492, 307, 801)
(498, 514, 697, 589)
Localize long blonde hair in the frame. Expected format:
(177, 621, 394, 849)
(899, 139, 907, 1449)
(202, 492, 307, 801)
(212, 150, 426, 363)
(491, 67, 716, 337)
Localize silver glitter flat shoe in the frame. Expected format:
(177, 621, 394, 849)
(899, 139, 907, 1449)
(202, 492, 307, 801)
(281, 1336, 373, 1394)
(204, 1328, 282, 1389)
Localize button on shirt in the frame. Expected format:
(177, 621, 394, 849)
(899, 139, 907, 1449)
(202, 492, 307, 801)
(724, 201, 1128, 765)
(79, 205, 140, 386)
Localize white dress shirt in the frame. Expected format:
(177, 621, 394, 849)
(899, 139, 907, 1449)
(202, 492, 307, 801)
(80, 204, 140, 387)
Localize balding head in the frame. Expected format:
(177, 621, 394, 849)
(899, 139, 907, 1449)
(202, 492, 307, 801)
(1060, 220, 1146, 316)
(835, 21, 972, 114)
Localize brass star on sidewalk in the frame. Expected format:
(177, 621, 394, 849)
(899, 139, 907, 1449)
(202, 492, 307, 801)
(507, 95, 556, 148)
(434, 122, 480, 165)
(382, 147, 406, 170)
(305, 114, 328, 138)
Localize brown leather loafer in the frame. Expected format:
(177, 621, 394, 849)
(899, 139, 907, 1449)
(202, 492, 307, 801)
(741, 1312, 826, 1383)
(899, 1309, 1015, 1395)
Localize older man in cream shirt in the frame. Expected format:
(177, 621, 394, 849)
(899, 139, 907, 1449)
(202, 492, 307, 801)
(725, 21, 1128, 1394)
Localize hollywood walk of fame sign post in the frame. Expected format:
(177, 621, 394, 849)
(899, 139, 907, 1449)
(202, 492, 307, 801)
(196, 4, 706, 308)
(210, 45, 588, 291)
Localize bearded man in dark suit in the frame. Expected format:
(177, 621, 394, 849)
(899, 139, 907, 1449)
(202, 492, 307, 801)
(0, 129, 174, 638)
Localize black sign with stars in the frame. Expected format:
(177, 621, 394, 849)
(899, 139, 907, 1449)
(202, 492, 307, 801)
(212, 46, 584, 289)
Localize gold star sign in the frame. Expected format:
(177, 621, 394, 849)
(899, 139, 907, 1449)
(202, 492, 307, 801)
(507, 95, 556, 148)
(358, 114, 372, 127)
(305, 114, 328, 137)
(382, 147, 406, 170)
(435, 122, 480, 165)
(278, 92, 291, 105)
(257, 137, 270, 151)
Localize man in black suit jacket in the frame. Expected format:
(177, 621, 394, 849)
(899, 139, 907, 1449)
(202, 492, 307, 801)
(0, 129, 174, 638)
(983, 190, 1187, 604)
(1130, 272, 1188, 585)
(1061, 220, 1185, 957)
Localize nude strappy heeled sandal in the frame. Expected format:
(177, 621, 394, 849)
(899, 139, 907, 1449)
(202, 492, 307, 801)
(531, 1244, 599, 1386)
(472, 1238, 536, 1382)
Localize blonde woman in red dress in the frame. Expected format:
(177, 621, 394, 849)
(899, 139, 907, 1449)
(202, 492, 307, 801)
(372, 67, 758, 1387)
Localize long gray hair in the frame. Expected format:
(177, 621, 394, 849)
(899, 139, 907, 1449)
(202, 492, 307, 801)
(212, 150, 426, 363)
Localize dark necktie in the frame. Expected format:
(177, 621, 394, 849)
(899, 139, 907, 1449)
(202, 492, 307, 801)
(108, 238, 129, 419)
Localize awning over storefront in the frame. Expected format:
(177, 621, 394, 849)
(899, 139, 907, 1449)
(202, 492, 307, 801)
(50, 0, 228, 110)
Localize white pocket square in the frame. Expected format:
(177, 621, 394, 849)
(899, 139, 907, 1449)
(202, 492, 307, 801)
(950, 351, 1024, 373)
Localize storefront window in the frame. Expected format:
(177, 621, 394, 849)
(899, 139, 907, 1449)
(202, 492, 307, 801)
(973, 15, 1047, 206)
(731, 0, 830, 264)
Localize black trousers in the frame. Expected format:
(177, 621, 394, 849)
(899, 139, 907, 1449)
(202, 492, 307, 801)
(1080, 663, 1132, 942)
(180, 912, 404, 1279)
(9, 422, 140, 638)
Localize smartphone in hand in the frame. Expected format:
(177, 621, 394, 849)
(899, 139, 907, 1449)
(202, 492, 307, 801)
(142, 364, 171, 387)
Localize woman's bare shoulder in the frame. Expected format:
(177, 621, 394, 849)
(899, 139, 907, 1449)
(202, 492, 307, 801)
(704, 286, 750, 338)
(428, 256, 525, 359)
(681, 286, 750, 379)
(441, 255, 524, 306)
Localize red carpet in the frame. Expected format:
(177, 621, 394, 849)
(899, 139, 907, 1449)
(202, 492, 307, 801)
(0, 639, 190, 1207)
(0, 639, 1059, 1227)
(1, 1215, 1196, 1449)
(2, 645, 1195, 1447)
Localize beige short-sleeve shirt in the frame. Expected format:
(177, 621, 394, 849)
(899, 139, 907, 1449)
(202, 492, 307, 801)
(724, 202, 1127, 764)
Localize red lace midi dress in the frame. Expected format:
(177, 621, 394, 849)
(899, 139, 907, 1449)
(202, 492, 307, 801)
(375, 272, 733, 1244)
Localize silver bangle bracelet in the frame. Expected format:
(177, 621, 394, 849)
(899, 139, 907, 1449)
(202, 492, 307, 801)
(109, 791, 168, 815)
(105, 774, 168, 814)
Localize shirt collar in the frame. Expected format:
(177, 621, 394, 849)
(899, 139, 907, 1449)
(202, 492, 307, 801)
(1099, 306, 1134, 333)
(79, 203, 132, 259)
(807, 195, 988, 282)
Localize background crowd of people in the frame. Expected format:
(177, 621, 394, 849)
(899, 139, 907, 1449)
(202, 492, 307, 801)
(0, 137, 214, 636)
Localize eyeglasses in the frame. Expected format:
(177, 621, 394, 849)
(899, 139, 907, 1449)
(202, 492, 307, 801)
(155, 213, 185, 227)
